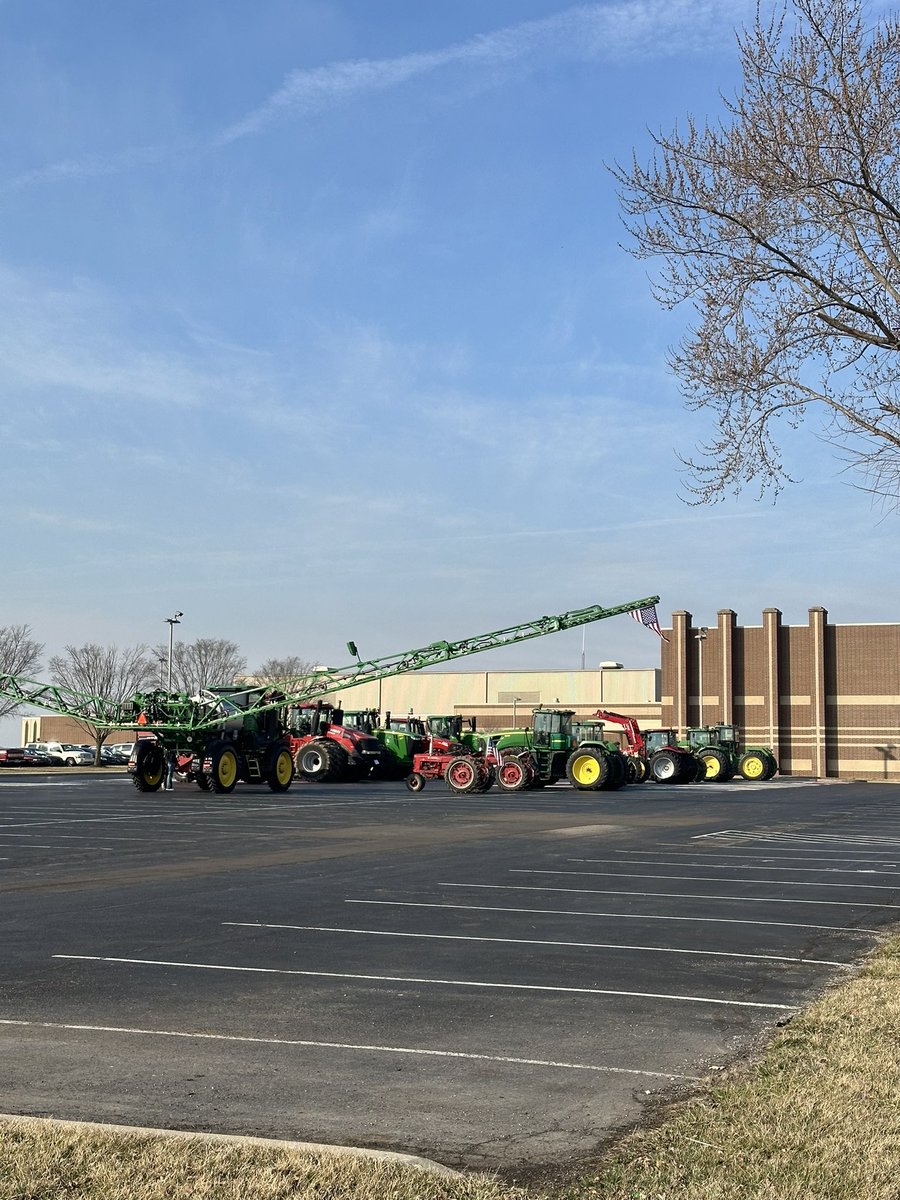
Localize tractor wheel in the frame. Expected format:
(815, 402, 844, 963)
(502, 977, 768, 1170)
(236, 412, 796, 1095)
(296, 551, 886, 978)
(676, 753, 700, 783)
(209, 745, 239, 794)
(602, 750, 627, 791)
(497, 756, 529, 792)
(626, 756, 647, 784)
(266, 748, 294, 793)
(763, 752, 779, 779)
(697, 748, 729, 781)
(565, 748, 609, 790)
(446, 756, 480, 794)
(196, 773, 212, 792)
(476, 764, 495, 793)
(739, 750, 769, 780)
(297, 740, 340, 782)
(130, 741, 165, 792)
(649, 750, 680, 783)
(406, 772, 426, 792)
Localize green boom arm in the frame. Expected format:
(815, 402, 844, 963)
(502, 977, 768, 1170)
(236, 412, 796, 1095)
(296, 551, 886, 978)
(0, 595, 661, 735)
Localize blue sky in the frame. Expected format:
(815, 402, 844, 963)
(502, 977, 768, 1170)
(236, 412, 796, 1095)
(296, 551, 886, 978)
(1, 0, 897, 736)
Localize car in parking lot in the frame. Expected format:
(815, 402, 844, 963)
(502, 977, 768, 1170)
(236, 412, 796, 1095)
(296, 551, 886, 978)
(0, 747, 43, 767)
(101, 744, 131, 764)
(24, 742, 92, 766)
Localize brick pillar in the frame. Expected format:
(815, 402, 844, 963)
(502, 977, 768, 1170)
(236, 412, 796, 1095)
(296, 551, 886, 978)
(809, 606, 828, 778)
(670, 611, 691, 735)
(762, 608, 781, 758)
(718, 609, 736, 726)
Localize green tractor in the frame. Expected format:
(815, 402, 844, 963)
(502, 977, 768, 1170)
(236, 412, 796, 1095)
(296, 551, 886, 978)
(342, 710, 429, 778)
(488, 707, 628, 792)
(685, 724, 778, 781)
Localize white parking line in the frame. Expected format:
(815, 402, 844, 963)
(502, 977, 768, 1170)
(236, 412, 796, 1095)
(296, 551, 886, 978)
(0, 1018, 699, 1081)
(695, 830, 900, 847)
(224, 921, 844, 966)
(571, 857, 900, 875)
(441, 882, 900, 910)
(514, 868, 900, 892)
(346, 898, 878, 935)
(52, 954, 796, 1011)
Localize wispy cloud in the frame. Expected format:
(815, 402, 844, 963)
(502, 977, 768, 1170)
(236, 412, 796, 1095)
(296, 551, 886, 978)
(215, 0, 747, 145)
(3, 0, 749, 190)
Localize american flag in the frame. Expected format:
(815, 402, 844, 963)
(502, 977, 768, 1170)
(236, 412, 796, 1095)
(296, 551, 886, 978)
(630, 604, 669, 642)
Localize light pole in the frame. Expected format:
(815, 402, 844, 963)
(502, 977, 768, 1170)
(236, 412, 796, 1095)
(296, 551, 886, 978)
(694, 627, 708, 726)
(165, 611, 183, 691)
(512, 696, 522, 726)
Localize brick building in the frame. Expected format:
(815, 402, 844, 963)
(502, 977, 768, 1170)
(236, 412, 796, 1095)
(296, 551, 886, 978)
(662, 608, 900, 781)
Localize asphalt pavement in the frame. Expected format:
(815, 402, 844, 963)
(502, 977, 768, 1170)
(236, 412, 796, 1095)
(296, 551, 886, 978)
(1, 770, 899, 1173)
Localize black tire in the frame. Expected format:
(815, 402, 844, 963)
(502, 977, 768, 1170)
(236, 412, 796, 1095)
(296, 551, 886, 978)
(64, 757, 76, 767)
(297, 740, 340, 782)
(763, 752, 778, 779)
(496, 756, 528, 792)
(445, 756, 480, 794)
(209, 744, 239, 794)
(565, 748, 610, 791)
(602, 750, 627, 791)
(130, 741, 165, 792)
(266, 747, 294, 793)
(626, 756, 647, 784)
(405, 772, 426, 792)
(196, 773, 212, 792)
(475, 764, 495, 793)
(649, 750, 680, 782)
(697, 747, 729, 781)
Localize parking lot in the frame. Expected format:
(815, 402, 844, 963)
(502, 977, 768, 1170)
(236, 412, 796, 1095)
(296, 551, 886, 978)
(1, 772, 899, 1172)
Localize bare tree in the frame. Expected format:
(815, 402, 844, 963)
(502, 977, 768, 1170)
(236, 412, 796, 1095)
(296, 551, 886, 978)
(254, 655, 318, 686)
(612, 0, 900, 508)
(155, 638, 247, 694)
(48, 644, 157, 763)
(0, 624, 43, 719)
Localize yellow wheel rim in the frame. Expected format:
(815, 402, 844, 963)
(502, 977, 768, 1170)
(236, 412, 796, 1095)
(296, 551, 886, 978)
(218, 750, 238, 788)
(700, 754, 720, 779)
(743, 754, 765, 779)
(571, 754, 600, 785)
(144, 763, 163, 786)
(275, 751, 293, 786)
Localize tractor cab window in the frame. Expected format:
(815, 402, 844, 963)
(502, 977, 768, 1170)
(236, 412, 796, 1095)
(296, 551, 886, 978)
(428, 716, 461, 739)
(532, 709, 573, 748)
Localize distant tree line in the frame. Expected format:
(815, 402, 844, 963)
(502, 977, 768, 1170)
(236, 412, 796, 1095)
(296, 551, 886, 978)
(0, 622, 315, 759)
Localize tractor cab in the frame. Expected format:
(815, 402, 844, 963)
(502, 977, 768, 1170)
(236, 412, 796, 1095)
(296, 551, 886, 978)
(531, 708, 575, 752)
(643, 728, 682, 756)
(571, 719, 607, 746)
(341, 709, 379, 734)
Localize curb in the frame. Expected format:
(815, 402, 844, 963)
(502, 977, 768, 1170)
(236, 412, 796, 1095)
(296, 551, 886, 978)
(0, 1113, 460, 1178)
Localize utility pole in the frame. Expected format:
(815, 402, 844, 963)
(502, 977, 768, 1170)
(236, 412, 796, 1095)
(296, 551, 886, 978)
(165, 611, 183, 691)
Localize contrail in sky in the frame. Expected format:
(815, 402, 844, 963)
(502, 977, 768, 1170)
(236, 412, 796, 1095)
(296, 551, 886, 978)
(3, 0, 748, 190)
(215, 0, 748, 144)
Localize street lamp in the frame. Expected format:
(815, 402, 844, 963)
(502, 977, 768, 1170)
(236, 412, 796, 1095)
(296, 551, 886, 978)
(165, 611, 183, 691)
(512, 696, 522, 726)
(694, 627, 708, 726)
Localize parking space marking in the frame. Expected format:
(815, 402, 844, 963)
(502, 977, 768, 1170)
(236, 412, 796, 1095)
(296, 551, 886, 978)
(347, 898, 878, 935)
(52, 954, 797, 1010)
(514, 868, 900, 892)
(0, 1019, 700, 1080)
(224, 922, 845, 966)
(442, 881, 900, 910)
(571, 857, 900, 875)
(694, 829, 900, 847)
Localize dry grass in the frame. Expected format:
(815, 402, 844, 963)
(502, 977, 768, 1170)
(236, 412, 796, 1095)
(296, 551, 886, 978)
(547, 934, 900, 1200)
(0, 1122, 525, 1200)
(4, 935, 900, 1200)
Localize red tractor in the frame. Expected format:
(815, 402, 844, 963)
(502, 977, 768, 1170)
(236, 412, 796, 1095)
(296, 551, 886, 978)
(405, 734, 496, 794)
(573, 710, 699, 785)
(287, 703, 386, 782)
